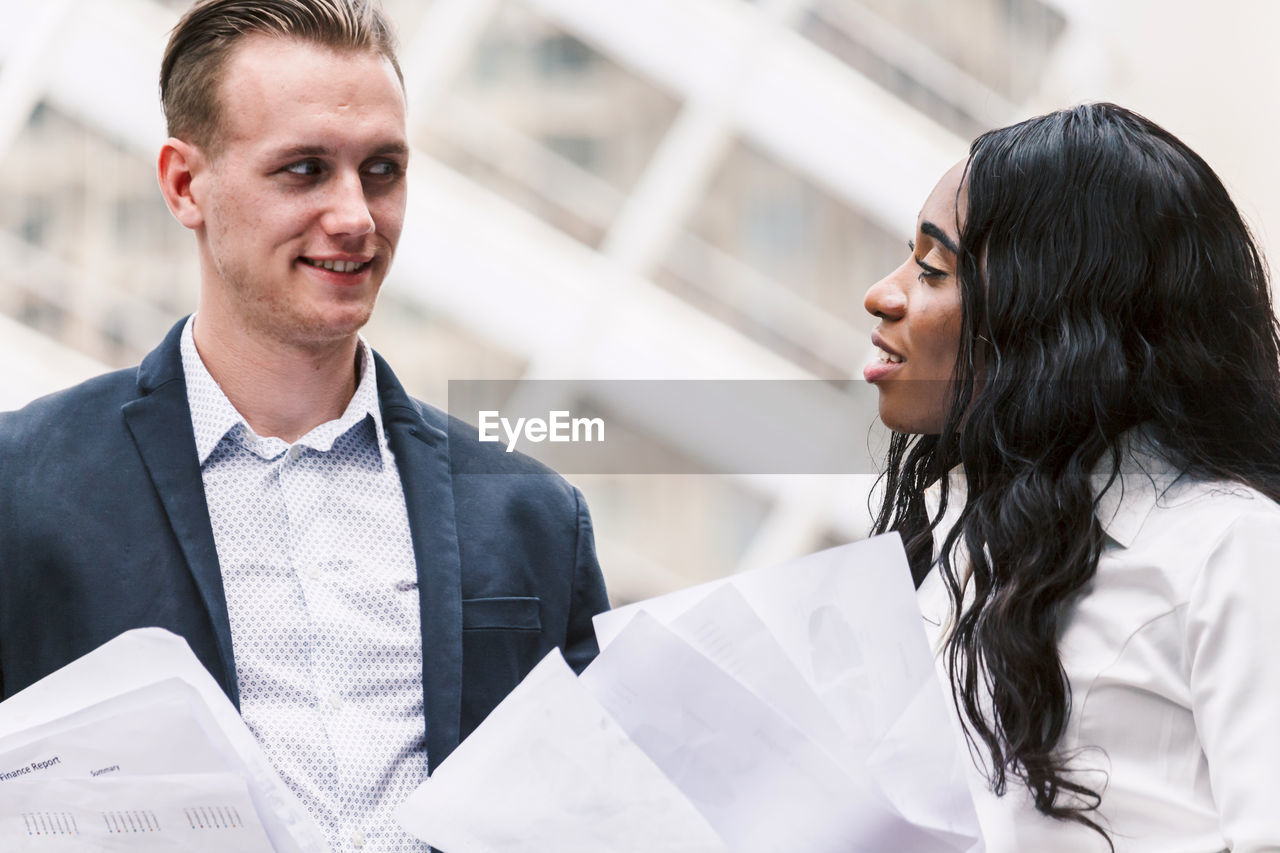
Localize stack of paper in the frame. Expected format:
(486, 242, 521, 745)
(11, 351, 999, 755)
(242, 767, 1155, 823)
(0, 629, 328, 852)
(396, 533, 983, 852)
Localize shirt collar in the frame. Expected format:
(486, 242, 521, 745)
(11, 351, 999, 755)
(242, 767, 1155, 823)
(923, 427, 1178, 551)
(923, 467, 965, 539)
(180, 315, 387, 464)
(1089, 428, 1181, 548)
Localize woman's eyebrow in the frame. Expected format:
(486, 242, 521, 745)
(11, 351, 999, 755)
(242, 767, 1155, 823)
(921, 220, 959, 255)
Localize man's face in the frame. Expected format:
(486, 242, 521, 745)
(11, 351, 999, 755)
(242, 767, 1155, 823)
(190, 35, 408, 350)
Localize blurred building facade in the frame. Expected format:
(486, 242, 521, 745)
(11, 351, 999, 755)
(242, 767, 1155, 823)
(1, 0, 1274, 602)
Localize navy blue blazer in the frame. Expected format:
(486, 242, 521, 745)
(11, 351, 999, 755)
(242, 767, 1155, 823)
(0, 319, 608, 771)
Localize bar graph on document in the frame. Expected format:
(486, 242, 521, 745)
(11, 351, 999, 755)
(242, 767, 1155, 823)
(21, 812, 78, 837)
(102, 809, 160, 833)
(2, 773, 277, 851)
(182, 804, 248, 830)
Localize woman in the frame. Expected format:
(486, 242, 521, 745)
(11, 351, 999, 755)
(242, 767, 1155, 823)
(864, 103, 1280, 851)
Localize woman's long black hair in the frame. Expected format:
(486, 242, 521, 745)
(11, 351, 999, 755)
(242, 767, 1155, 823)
(871, 103, 1280, 841)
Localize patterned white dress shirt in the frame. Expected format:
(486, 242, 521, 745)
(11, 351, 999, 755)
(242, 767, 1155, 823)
(181, 317, 428, 853)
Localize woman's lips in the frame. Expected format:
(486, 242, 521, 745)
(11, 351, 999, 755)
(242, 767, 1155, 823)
(863, 357, 902, 383)
(864, 338, 905, 382)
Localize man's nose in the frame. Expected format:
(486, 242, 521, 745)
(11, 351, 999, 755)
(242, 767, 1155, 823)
(321, 171, 375, 237)
(864, 268, 907, 321)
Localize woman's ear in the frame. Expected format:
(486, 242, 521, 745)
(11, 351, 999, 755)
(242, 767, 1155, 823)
(157, 138, 205, 230)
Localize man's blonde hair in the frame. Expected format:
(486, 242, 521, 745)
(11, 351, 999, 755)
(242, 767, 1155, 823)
(160, 0, 402, 155)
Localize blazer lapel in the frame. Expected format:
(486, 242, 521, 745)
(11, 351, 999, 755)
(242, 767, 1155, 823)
(120, 319, 239, 704)
(116, 329, 466, 758)
(376, 354, 464, 773)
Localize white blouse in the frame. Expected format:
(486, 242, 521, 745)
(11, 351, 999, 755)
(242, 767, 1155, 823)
(918, 444, 1280, 852)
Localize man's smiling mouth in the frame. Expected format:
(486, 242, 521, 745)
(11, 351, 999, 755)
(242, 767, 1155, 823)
(300, 257, 370, 273)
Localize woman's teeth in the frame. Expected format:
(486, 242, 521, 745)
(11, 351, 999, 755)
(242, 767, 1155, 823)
(876, 346, 904, 364)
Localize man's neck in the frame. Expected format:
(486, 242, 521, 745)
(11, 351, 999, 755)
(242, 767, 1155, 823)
(191, 315, 360, 444)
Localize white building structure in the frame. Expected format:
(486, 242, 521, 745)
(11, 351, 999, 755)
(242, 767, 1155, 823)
(1, 0, 1275, 601)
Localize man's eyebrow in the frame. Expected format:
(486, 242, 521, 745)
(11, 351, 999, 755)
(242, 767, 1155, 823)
(267, 144, 328, 160)
(921, 220, 959, 255)
(369, 142, 411, 158)
(266, 142, 411, 160)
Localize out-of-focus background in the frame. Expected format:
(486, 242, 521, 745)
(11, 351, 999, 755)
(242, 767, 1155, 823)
(1, 0, 1275, 604)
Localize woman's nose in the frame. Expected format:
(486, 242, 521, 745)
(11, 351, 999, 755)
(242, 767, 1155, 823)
(864, 269, 907, 321)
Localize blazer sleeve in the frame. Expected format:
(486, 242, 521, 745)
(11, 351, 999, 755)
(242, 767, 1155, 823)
(562, 484, 609, 674)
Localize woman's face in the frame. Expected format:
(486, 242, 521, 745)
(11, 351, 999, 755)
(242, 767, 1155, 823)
(863, 161, 966, 434)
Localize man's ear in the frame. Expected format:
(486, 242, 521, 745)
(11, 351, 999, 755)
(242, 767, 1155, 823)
(157, 138, 207, 230)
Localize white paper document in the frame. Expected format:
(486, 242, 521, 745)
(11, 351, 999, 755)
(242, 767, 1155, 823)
(594, 533, 982, 846)
(666, 584, 858, 773)
(581, 611, 957, 853)
(398, 534, 984, 852)
(395, 649, 730, 853)
(0, 679, 246, 784)
(0, 629, 328, 853)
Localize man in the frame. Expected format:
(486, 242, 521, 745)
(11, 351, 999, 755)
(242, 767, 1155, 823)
(0, 1, 608, 851)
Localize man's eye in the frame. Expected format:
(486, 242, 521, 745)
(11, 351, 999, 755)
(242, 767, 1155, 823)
(364, 160, 402, 179)
(283, 160, 323, 177)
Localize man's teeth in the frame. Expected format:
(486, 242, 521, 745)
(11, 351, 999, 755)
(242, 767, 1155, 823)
(305, 258, 368, 273)
(876, 347, 904, 364)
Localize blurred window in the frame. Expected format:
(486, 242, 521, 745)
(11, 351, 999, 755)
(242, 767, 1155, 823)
(413, 0, 680, 249)
(657, 140, 901, 378)
(799, 0, 1067, 136)
(0, 103, 195, 365)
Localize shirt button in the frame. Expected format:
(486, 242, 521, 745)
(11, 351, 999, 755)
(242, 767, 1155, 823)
(351, 830, 366, 848)
(327, 693, 343, 711)
(287, 445, 302, 461)
(305, 565, 321, 580)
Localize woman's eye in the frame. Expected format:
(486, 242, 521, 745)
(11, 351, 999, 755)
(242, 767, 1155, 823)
(915, 257, 946, 281)
(908, 239, 948, 281)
